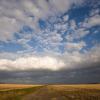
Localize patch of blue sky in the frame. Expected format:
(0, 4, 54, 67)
(82, 27, 100, 51)
(46, 22, 55, 32)
(14, 25, 34, 41)
(27, 37, 39, 48)
(35, 45, 44, 53)
(14, 33, 22, 40)
(38, 19, 47, 30)
(19, 25, 34, 34)
(68, 6, 91, 22)
(58, 44, 65, 54)
(28, 36, 46, 53)
(0, 42, 23, 52)
(89, 26, 100, 42)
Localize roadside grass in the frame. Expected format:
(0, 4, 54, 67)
(0, 86, 43, 100)
(22, 85, 100, 100)
(0, 84, 100, 100)
(59, 89, 100, 100)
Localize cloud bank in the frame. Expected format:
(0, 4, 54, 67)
(0, 45, 99, 71)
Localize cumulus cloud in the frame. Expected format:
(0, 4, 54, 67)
(0, 17, 20, 42)
(66, 41, 86, 51)
(49, 0, 83, 13)
(17, 38, 33, 50)
(0, 56, 65, 71)
(65, 8, 100, 42)
(87, 15, 100, 27)
(82, 8, 100, 28)
(66, 27, 90, 41)
(0, 45, 100, 71)
(0, 0, 84, 42)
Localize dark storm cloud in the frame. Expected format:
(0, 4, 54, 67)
(0, 62, 100, 84)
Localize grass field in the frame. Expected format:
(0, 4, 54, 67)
(0, 84, 100, 100)
(0, 84, 41, 91)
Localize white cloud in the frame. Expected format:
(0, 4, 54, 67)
(54, 21, 68, 33)
(66, 27, 90, 41)
(65, 7, 100, 42)
(87, 15, 100, 27)
(49, 0, 83, 13)
(70, 20, 77, 30)
(17, 38, 33, 50)
(0, 16, 20, 42)
(65, 18, 91, 42)
(82, 9, 100, 28)
(66, 41, 86, 51)
(0, 56, 65, 71)
(75, 28, 90, 39)
(0, 0, 83, 42)
(32, 30, 63, 52)
(90, 8, 100, 16)
(63, 15, 69, 22)
(0, 45, 99, 71)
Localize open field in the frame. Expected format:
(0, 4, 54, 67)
(0, 84, 41, 91)
(0, 84, 100, 100)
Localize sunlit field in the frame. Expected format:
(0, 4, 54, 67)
(0, 84, 41, 91)
(0, 84, 100, 100)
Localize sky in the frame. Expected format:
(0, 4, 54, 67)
(0, 0, 100, 84)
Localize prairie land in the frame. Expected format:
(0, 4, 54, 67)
(0, 84, 100, 100)
(0, 84, 41, 91)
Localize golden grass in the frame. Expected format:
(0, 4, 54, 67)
(0, 84, 42, 91)
(0, 84, 100, 100)
(0, 84, 100, 91)
(50, 84, 100, 90)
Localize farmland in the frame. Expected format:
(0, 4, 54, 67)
(0, 84, 100, 100)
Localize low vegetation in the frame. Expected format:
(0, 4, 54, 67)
(0, 84, 100, 100)
(0, 85, 43, 100)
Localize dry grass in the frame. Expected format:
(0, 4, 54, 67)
(0, 84, 42, 91)
(0, 84, 100, 100)
(0, 85, 43, 100)
(23, 84, 100, 100)
(50, 84, 100, 90)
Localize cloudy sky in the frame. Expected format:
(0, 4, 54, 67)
(0, 0, 100, 84)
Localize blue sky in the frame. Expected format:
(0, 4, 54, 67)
(0, 0, 100, 72)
